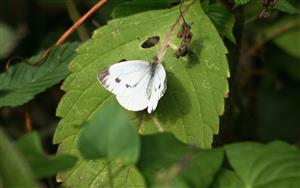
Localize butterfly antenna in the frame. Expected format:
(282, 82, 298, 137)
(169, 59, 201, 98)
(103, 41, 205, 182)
(180, 0, 187, 24)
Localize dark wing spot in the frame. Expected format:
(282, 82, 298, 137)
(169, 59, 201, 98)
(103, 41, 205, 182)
(158, 84, 161, 89)
(115, 77, 121, 83)
(125, 84, 131, 88)
(141, 36, 160, 48)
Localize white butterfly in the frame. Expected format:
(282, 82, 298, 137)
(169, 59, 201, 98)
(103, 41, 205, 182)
(97, 60, 167, 113)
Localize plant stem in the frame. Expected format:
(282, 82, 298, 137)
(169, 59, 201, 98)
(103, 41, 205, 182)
(24, 106, 32, 132)
(39, 0, 107, 61)
(55, 0, 107, 46)
(243, 16, 300, 61)
(156, 0, 195, 64)
(64, 0, 89, 41)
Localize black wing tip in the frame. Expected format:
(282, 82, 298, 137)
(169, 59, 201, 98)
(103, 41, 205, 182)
(97, 68, 110, 85)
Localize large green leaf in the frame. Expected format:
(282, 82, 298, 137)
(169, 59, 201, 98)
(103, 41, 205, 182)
(0, 129, 39, 188)
(15, 132, 77, 179)
(54, 2, 228, 187)
(137, 133, 224, 188)
(79, 99, 140, 165)
(224, 141, 300, 188)
(0, 42, 79, 107)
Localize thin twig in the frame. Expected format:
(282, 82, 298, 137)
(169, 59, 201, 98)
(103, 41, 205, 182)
(56, 0, 107, 45)
(40, 0, 108, 61)
(156, 1, 195, 64)
(24, 106, 32, 132)
(64, 0, 89, 41)
(242, 17, 300, 62)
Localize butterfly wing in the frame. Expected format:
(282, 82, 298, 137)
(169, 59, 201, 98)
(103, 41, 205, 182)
(147, 63, 167, 113)
(98, 60, 167, 113)
(116, 72, 151, 111)
(98, 60, 150, 96)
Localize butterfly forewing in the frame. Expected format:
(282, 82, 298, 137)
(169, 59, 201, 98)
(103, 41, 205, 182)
(98, 60, 150, 96)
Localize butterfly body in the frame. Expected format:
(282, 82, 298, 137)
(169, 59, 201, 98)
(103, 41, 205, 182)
(98, 60, 166, 113)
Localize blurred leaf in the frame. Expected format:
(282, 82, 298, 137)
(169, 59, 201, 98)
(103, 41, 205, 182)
(273, 25, 300, 59)
(256, 15, 300, 57)
(234, 0, 250, 6)
(15, 132, 77, 179)
(112, 0, 177, 18)
(0, 42, 79, 108)
(54, 2, 228, 187)
(0, 23, 16, 59)
(225, 141, 300, 188)
(0, 129, 39, 188)
(274, 0, 298, 14)
(212, 169, 244, 188)
(79, 99, 140, 165)
(202, 1, 236, 43)
(137, 133, 224, 188)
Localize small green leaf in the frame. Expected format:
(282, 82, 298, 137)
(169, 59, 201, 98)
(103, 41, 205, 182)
(274, 0, 298, 14)
(0, 129, 39, 188)
(225, 141, 300, 188)
(202, 1, 236, 43)
(137, 133, 224, 188)
(79, 99, 140, 165)
(0, 23, 16, 59)
(0, 42, 79, 108)
(15, 132, 77, 179)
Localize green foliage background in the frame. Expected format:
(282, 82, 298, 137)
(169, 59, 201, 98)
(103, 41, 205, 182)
(0, 0, 299, 187)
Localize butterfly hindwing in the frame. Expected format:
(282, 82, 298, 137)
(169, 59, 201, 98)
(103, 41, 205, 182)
(147, 63, 167, 113)
(116, 72, 151, 111)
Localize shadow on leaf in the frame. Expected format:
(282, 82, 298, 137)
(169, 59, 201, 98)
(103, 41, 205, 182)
(142, 71, 191, 129)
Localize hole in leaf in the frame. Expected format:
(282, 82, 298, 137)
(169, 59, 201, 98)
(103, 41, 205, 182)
(141, 36, 160, 48)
